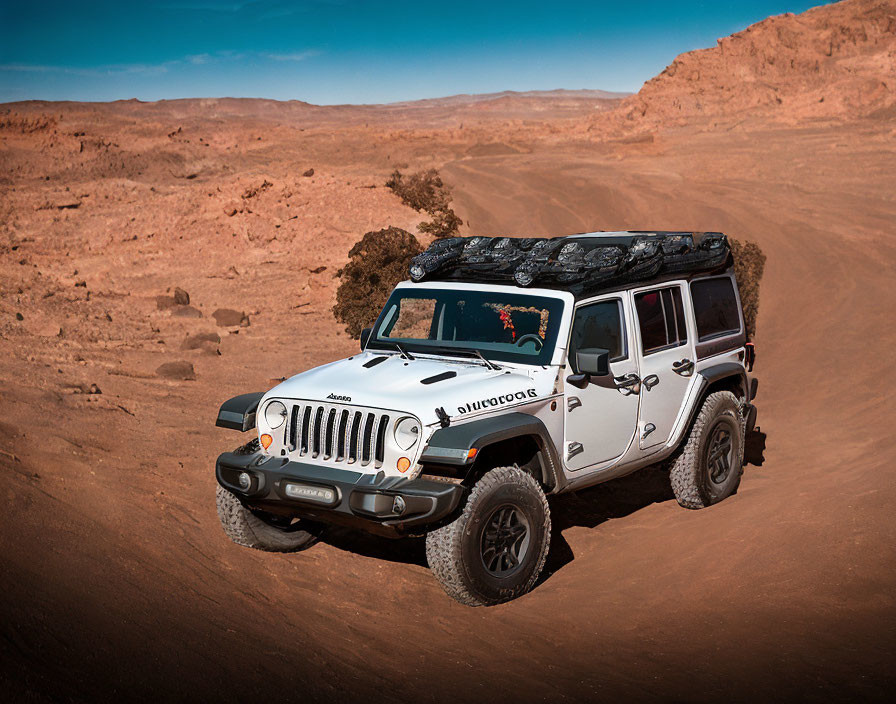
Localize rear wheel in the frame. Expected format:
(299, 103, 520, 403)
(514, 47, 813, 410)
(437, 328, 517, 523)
(216, 485, 324, 552)
(669, 390, 745, 509)
(425, 466, 550, 606)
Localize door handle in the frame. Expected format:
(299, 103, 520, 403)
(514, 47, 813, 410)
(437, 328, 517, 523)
(614, 373, 641, 396)
(642, 374, 659, 391)
(567, 396, 582, 412)
(672, 358, 694, 375)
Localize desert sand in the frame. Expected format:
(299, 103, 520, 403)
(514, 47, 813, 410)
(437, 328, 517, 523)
(1, 0, 895, 701)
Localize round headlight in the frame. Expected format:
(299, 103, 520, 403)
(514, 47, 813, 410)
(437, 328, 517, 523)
(393, 417, 421, 451)
(264, 400, 287, 429)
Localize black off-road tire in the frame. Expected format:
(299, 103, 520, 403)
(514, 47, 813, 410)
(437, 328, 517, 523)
(669, 390, 745, 509)
(216, 485, 323, 552)
(425, 466, 551, 607)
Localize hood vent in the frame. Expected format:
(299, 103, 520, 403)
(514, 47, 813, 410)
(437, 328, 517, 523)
(421, 371, 457, 385)
(363, 356, 388, 368)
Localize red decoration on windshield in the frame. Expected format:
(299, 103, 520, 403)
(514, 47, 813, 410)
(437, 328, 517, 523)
(498, 308, 516, 341)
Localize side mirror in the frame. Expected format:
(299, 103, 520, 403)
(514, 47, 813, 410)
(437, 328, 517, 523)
(566, 348, 610, 389)
(360, 327, 372, 350)
(576, 348, 610, 376)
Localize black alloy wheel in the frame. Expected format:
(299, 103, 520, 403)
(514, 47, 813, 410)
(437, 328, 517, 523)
(480, 505, 531, 576)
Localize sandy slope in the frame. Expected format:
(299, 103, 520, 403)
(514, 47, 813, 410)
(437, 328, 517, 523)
(2, 0, 895, 701)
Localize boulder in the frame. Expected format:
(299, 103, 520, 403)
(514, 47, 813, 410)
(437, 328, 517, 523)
(213, 309, 249, 327)
(173, 287, 190, 305)
(181, 332, 221, 350)
(172, 305, 202, 318)
(156, 295, 178, 310)
(156, 361, 196, 381)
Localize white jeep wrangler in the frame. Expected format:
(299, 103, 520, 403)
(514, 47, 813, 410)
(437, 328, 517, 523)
(215, 231, 758, 606)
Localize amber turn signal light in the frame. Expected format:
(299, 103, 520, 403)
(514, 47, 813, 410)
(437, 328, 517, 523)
(260, 434, 273, 450)
(397, 457, 411, 472)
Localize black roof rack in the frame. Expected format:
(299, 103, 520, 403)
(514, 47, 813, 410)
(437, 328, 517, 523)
(408, 231, 731, 297)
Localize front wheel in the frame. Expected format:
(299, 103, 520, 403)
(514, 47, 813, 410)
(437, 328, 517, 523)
(425, 466, 551, 606)
(216, 485, 324, 552)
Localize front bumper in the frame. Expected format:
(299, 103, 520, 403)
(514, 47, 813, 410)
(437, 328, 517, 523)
(216, 451, 466, 537)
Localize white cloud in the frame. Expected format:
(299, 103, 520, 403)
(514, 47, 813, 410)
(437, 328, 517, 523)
(0, 48, 321, 80)
(264, 50, 319, 62)
(0, 62, 174, 77)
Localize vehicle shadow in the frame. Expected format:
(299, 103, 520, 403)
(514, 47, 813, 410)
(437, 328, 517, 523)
(317, 428, 769, 577)
(320, 526, 429, 567)
(744, 426, 767, 467)
(539, 465, 675, 584)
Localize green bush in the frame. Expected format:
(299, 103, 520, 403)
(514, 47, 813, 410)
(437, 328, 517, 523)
(333, 227, 422, 339)
(729, 237, 766, 340)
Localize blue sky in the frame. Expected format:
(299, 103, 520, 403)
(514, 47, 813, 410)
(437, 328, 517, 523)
(0, 0, 831, 104)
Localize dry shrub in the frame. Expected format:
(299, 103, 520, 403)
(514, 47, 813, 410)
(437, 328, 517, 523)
(386, 169, 462, 238)
(729, 237, 766, 339)
(333, 227, 422, 338)
(418, 208, 463, 238)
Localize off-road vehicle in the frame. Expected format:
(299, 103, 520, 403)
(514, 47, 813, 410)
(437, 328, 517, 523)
(215, 231, 758, 606)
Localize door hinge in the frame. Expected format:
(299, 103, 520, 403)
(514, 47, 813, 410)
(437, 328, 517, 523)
(567, 442, 584, 460)
(642, 423, 656, 439)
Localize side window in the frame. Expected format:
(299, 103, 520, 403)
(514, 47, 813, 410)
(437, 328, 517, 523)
(569, 299, 626, 372)
(691, 277, 742, 341)
(634, 286, 687, 354)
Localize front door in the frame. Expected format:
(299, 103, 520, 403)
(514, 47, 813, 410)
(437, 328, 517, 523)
(564, 295, 640, 470)
(631, 282, 697, 450)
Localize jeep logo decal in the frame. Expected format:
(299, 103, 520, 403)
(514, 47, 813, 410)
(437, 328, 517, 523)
(457, 389, 537, 415)
(327, 393, 352, 402)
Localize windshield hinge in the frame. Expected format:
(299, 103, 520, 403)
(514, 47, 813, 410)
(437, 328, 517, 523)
(435, 407, 451, 428)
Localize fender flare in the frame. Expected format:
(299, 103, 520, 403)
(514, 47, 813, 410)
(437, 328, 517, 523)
(673, 362, 749, 449)
(699, 361, 748, 395)
(419, 412, 562, 490)
(215, 392, 265, 431)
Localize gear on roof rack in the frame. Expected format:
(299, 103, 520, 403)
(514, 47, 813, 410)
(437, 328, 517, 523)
(408, 231, 731, 294)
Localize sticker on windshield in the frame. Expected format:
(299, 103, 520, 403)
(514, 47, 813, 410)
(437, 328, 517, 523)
(457, 389, 538, 415)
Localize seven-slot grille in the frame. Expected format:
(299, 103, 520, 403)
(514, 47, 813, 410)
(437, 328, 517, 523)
(285, 403, 390, 467)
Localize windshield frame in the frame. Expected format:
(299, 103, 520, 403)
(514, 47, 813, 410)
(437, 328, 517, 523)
(367, 281, 572, 366)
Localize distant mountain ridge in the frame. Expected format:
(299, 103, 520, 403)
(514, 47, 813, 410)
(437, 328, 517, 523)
(383, 89, 631, 108)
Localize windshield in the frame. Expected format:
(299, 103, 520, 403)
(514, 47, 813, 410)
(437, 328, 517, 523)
(369, 287, 565, 365)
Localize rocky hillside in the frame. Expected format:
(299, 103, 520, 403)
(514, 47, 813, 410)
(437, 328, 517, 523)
(621, 0, 896, 127)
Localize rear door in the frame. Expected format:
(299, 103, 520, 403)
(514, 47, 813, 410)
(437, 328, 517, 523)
(631, 282, 697, 450)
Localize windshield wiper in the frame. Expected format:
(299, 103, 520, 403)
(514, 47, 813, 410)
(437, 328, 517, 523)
(470, 348, 501, 371)
(382, 341, 415, 360)
(413, 344, 501, 371)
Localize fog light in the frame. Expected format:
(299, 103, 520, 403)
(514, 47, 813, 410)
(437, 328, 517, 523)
(397, 457, 411, 473)
(237, 471, 251, 491)
(392, 495, 406, 515)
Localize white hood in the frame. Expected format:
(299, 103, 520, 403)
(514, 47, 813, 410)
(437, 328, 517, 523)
(266, 350, 558, 427)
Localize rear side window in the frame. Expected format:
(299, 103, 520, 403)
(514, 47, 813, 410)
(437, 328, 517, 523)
(634, 287, 687, 354)
(569, 299, 626, 372)
(691, 278, 741, 341)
